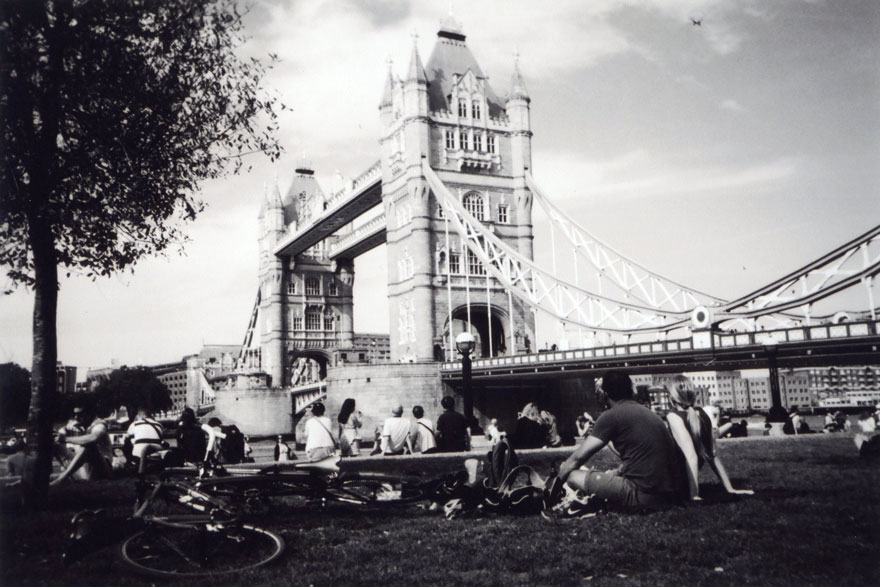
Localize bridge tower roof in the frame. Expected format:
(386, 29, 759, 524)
(282, 164, 325, 227)
(509, 52, 530, 102)
(424, 18, 505, 118)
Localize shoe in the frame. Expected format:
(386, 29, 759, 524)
(564, 493, 602, 518)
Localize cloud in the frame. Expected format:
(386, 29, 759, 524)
(720, 98, 745, 112)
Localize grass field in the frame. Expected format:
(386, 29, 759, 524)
(1, 434, 878, 586)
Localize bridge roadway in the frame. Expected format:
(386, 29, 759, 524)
(441, 319, 880, 387)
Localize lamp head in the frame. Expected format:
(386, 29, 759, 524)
(455, 332, 476, 355)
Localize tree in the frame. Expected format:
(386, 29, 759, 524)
(92, 366, 172, 418)
(1, 0, 282, 507)
(0, 363, 32, 429)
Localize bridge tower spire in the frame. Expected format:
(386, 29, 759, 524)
(380, 18, 536, 362)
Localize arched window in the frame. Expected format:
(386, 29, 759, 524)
(472, 100, 481, 120)
(463, 191, 484, 220)
(458, 98, 467, 117)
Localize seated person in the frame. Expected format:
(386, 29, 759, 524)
(125, 406, 165, 474)
(435, 396, 470, 453)
(854, 410, 880, 460)
(410, 405, 437, 454)
(484, 418, 504, 446)
(51, 402, 112, 485)
(509, 403, 545, 450)
(304, 402, 337, 461)
(381, 404, 412, 456)
(201, 417, 226, 464)
(666, 386, 753, 500)
(175, 408, 207, 464)
(575, 412, 594, 438)
(540, 410, 562, 448)
(556, 371, 685, 508)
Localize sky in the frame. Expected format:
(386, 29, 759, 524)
(1, 0, 878, 376)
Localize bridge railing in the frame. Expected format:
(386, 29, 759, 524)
(441, 319, 879, 371)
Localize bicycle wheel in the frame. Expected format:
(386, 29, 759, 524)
(120, 523, 284, 579)
(328, 473, 426, 506)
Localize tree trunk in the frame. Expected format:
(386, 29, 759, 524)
(22, 217, 58, 509)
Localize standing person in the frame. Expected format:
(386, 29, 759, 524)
(304, 402, 336, 461)
(435, 396, 470, 453)
(509, 403, 545, 449)
(381, 404, 413, 455)
(51, 401, 113, 485)
(273, 435, 292, 462)
(666, 385, 753, 500)
(337, 398, 363, 457)
(410, 405, 437, 454)
(125, 406, 165, 475)
(554, 371, 685, 508)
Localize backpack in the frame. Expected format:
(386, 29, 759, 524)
(220, 425, 245, 464)
(484, 437, 518, 489)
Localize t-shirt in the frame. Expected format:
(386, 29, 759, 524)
(126, 417, 164, 459)
(411, 418, 437, 453)
(590, 400, 683, 496)
(382, 416, 411, 453)
(510, 417, 545, 449)
(436, 410, 468, 452)
(305, 416, 335, 453)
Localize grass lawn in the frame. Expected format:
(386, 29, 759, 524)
(1, 434, 878, 586)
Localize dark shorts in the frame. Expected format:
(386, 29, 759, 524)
(576, 469, 675, 507)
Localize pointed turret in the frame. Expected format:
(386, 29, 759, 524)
(508, 51, 530, 103)
(405, 35, 428, 85)
(257, 182, 267, 220)
(379, 58, 395, 109)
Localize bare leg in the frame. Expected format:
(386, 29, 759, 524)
(51, 445, 87, 485)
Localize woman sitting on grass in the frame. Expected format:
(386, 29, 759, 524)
(666, 384, 754, 500)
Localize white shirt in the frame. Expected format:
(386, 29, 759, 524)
(412, 418, 436, 452)
(382, 416, 411, 453)
(126, 417, 164, 459)
(304, 416, 335, 453)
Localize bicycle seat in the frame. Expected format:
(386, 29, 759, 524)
(292, 456, 341, 474)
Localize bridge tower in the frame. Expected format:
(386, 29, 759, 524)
(379, 17, 536, 362)
(257, 164, 356, 387)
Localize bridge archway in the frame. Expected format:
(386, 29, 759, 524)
(287, 349, 332, 386)
(446, 304, 509, 360)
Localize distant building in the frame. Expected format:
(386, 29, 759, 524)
(56, 362, 77, 394)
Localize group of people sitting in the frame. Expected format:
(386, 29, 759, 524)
(551, 370, 753, 513)
(506, 403, 562, 449)
(365, 395, 471, 456)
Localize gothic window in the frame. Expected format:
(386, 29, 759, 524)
(305, 307, 322, 330)
(293, 316, 303, 331)
(477, 133, 485, 152)
(305, 276, 320, 296)
(323, 310, 335, 331)
(498, 204, 509, 224)
(328, 279, 338, 296)
(288, 279, 297, 295)
(445, 130, 455, 150)
(467, 248, 486, 275)
(472, 100, 481, 120)
(487, 134, 496, 154)
(458, 98, 467, 117)
(463, 191, 484, 220)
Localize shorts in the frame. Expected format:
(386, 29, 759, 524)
(574, 469, 674, 507)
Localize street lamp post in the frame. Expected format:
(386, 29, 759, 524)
(764, 338, 788, 435)
(455, 332, 479, 433)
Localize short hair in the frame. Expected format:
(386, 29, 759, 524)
(207, 417, 222, 427)
(312, 402, 325, 416)
(412, 405, 424, 419)
(392, 404, 403, 416)
(441, 396, 455, 410)
(600, 370, 633, 401)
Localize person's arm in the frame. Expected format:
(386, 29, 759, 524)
(706, 454, 754, 495)
(66, 422, 107, 446)
(404, 432, 413, 454)
(557, 435, 607, 483)
(666, 413, 701, 500)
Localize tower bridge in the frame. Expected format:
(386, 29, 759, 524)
(218, 17, 879, 437)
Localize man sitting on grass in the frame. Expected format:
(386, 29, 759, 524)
(51, 401, 112, 485)
(554, 370, 684, 510)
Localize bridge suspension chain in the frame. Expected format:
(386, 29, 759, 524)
(527, 172, 727, 313)
(425, 163, 690, 335)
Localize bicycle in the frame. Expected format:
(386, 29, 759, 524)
(65, 475, 285, 579)
(185, 456, 429, 511)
